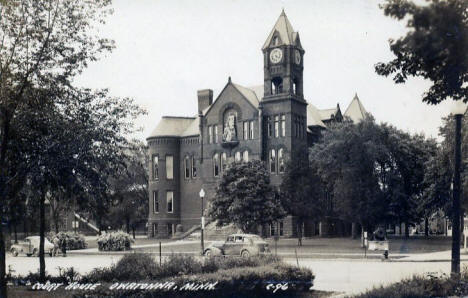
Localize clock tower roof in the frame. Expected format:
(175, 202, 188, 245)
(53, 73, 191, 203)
(262, 10, 302, 50)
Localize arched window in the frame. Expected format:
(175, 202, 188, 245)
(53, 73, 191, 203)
(221, 152, 227, 172)
(278, 148, 285, 174)
(243, 150, 249, 162)
(271, 77, 283, 95)
(273, 36, 279, 46)
(293, 78, 298, 95)
(191, 156, 197, 178)
(213, 153, 219, 177)
(235, 151, 241, 162)
(184, 155, 190, 179)
(270, 149, 276, 173)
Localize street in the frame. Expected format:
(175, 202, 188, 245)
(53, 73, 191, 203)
(5, 252, 459, 296)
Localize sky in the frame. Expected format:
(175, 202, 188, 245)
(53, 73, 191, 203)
(75, 0, 457, 142)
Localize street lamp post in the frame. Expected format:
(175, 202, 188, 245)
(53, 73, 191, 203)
(451, 100, 466, 277)
(199, 188, 205, 255)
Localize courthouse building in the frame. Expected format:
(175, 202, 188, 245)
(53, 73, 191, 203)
(147, 11, 367, 238)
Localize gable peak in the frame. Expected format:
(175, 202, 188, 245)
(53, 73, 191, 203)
(262, 10, 302, 50)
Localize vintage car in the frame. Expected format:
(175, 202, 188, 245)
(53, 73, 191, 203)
(10, 236, 54, 257)
(203, 234, 271, 258)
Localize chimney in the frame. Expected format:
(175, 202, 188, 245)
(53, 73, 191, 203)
(197, 89, 213, 113)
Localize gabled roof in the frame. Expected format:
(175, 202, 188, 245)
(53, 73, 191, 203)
(318, 107, 339, 121)
(180, 117, 200, 137)
(307, 104, 326, 128)
(344, 93, 368, 123)
(262, 10, 302, 50)
(148, 116, 196, 139)
(232, 83, 261, 108)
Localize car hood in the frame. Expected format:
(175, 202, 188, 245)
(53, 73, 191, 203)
(207, 241, 224, 248)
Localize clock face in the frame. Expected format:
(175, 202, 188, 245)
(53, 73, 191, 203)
(269, 48, 283, 64)
(294, 50, 301, 64)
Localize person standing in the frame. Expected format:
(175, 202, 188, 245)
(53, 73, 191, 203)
(61, 238, 67, 257)
(52, 237, 60, 257)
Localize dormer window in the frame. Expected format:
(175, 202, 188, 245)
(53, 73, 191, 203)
(272, 36, 279, 46)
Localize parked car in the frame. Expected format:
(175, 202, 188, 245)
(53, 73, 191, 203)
(204, 234, 271, 258)
(10, 236, 54, 257)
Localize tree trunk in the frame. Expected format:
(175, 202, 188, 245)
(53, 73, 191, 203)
(14, 223, 18, 244)
(39, 191, 46, 281)
(126, 217, 130, 234)
(404, 222, 409, 238)
(297, 220, 303, 246)
(53, 210, 59, 234)
(351, 222, 358, 239)
(424, 217, 429, 237)
(361, 225, 365, 247)
(132, 226, 136, 239)
(0, 224, 6, 298)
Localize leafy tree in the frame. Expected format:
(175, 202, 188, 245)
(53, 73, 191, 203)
(209, 160, 285, 233)
(107, 143, 149, 239)
(376, 0, 468, 104)
(419, 148, 452, 236)
(0, 0, 114, 292)
(311, 118, 387, 237)
(279, 152, 326, 246)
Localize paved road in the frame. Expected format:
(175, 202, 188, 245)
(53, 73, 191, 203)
(6, 253, 461, 296)
(284, 258, 455, 295)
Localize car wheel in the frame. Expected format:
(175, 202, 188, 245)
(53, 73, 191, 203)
(204, 249, 212, 257)
(10, 249, 18, 257)
(241, 250, 250, 258)
(49, 250, 53, 257)
(32, 248, 38, 257)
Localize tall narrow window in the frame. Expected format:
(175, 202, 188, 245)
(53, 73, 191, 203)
(213, 153, 219, 177)
(153, 191, 159, 213)
(152, 155, 159, 180)
(235, 151, 241, 162)
(270, 149, 276, 173)
(184, 155, 190, 179)
(270, 224, 276, 236)
(278, 148, 285, 174)
(166, 155, 173, 180)
(166, 191, 173, 213)
(267, 117, 272, 138)
(191, 156, 197, 178)
(249, 121, 254, 139)
(274, 116, 279, 138)
(281, 115, 286, 137)
(214, 126, 218, 143)
(243, 150, 249, 162)
(279, 221, 284, 236)
(221, 152, 227, 172)
(208, 126, 213, 144)
(243, 121, 248, 140)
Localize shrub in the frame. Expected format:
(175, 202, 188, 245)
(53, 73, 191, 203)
(97, 231, 134, 251)
(82, 254, 282, 283)
(78, 262, 314, 297)
(47, 232, 87, 250)
(356, 272, 468, 298)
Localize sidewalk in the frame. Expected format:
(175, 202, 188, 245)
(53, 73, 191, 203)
(398, 249, 468, 262)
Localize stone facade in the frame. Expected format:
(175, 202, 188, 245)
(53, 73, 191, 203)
(147, 11, 366, 239)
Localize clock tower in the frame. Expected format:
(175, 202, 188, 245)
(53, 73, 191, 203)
(262, 9, 304, 101)
(260, 10, 308, 170)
